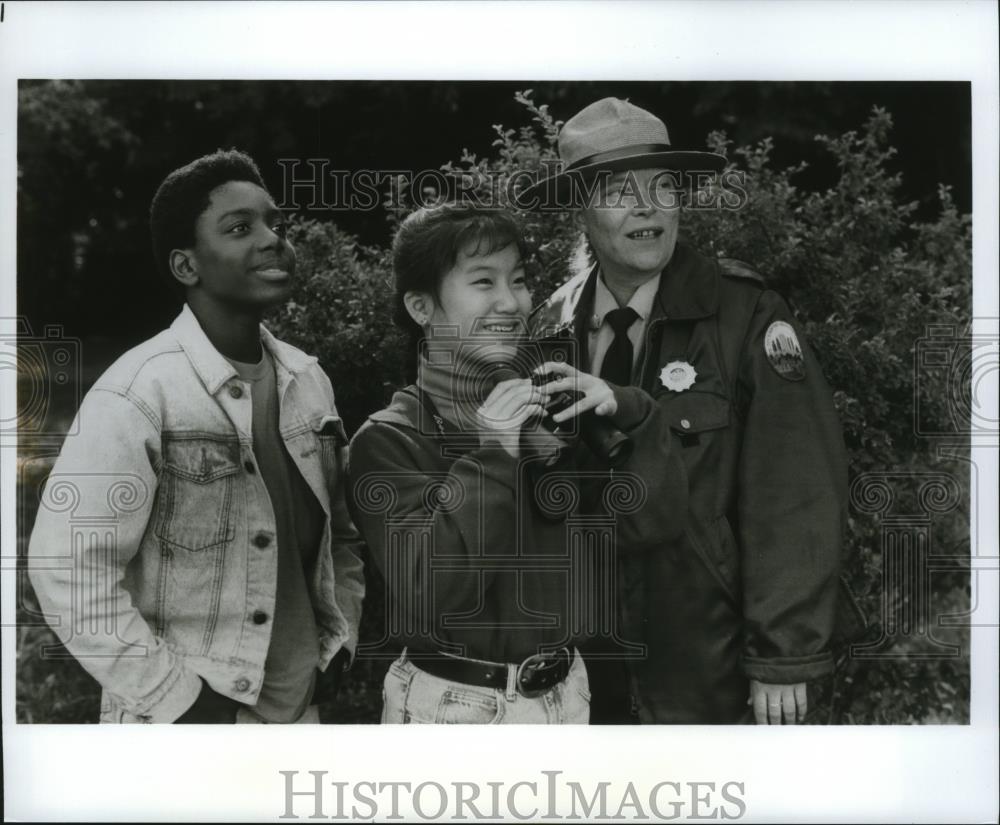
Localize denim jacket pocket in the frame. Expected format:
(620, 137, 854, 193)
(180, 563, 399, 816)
(155, 435, 241, 552)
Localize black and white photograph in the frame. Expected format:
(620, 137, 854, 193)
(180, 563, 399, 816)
(2, 2, 997, 822)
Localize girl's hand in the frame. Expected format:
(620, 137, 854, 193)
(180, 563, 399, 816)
(476, 378, 547, 457)
(532, 361, 618, 423)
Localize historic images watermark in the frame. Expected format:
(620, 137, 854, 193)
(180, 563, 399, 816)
(913, 320, 1000, 634)
(1, 316, 81, 449)
(352, 466, 649, 662)
(6, 315, 85, 643)
(913, 322, 999, 439)
(844, 320, 1000, 663)
(13, 468, 151, 654)
(849, 470, 965, 659)
(278, 770, 747, 821)
(275, 162, 749, 213)
(16, 321, 996, 667)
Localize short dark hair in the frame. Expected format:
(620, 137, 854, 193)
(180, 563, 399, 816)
(149, 149, 268, 284)
(391, 204, 528, 346)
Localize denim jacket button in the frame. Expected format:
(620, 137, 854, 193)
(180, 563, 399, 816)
(252, 533, 270, 548)
(234, 677, 251, 693)
(229, 384, 243, 399)
(252, 610, 269, 625)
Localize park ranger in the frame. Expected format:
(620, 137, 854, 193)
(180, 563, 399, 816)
(520, 98, 848, 724)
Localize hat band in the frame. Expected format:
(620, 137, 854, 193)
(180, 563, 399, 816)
(565, 143, 673, 173)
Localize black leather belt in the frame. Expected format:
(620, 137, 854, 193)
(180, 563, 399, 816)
(407, 648, 573, 698)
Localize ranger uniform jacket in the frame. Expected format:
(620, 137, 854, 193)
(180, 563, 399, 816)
(530, 241, 848, 723)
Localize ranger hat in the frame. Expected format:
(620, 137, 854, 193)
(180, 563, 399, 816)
(514, 97, 726, 210)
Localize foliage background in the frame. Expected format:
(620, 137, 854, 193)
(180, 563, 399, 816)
(16, 81, 972, 723)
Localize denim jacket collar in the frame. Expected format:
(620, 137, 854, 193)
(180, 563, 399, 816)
(170, 304, 318, 396)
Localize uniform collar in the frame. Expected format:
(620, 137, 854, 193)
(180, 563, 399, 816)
(530, 240, 720, 339)
(592, 269, 661, 324)
(170, 304, 317, 396)
(650, 241, 719, 321)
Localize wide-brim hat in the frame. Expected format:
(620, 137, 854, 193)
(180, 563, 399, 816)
(513, 97, 727, 210)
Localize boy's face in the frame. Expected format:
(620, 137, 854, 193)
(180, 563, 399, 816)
(187, 180, 295, 310)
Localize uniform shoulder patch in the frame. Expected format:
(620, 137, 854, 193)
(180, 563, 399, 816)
(718, 257, 765, 285)
(764, 320, 805, 381)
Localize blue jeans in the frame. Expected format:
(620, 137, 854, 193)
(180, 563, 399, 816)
(381, 649, 590, 724)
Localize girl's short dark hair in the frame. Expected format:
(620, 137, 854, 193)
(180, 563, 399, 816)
(149, 149, 267, 285)
(391, 204, 528, 358)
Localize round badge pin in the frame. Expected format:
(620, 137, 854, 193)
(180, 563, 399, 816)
(660, 360, 697, 392)
(764, 321, 806, 381)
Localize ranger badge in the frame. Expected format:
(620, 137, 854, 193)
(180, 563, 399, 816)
(764, 321, 805, 381)
(660, 360, 697, 392)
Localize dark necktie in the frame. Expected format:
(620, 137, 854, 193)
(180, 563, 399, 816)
(599, 306, 640, 386)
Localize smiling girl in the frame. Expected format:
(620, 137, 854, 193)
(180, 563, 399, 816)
(346, 204, 609, 723)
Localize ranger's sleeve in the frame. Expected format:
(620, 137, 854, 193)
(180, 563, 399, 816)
(736, 290, 847, 684)
(27, 386, 203, 722)
(528, 302, 688, 552)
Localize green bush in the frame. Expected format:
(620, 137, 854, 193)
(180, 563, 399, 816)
(269, 92, 972, 724)
(268, 219, 401, 434)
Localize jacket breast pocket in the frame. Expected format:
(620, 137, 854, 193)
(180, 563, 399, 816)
(155, 435, 241, 552)
(658, 391, 732, 447)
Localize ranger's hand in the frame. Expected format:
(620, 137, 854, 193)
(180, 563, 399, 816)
(533, 361, 618, 421)
(749, 680, 807, 724)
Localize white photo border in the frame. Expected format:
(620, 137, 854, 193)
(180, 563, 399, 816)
(2, 2, 997, 822)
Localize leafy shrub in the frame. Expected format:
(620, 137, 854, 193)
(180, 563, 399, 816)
(268, 219, 401, 434)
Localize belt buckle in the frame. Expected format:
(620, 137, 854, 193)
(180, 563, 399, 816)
(515, 649, 569, 698)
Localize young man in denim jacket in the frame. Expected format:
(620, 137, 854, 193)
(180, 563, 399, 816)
(28, 150, 365, 723)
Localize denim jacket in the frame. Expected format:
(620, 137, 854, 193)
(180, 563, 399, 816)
(28, 305, 365, 723)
